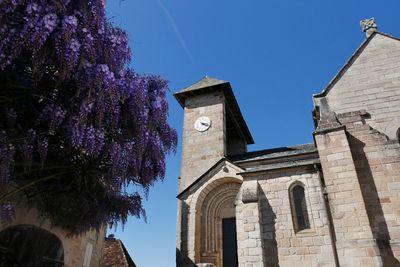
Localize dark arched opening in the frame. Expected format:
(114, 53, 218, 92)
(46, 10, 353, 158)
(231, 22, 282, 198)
(0, 225, 64, 267)
(290, 185, 310, 232)
(397, 128, 400, 143)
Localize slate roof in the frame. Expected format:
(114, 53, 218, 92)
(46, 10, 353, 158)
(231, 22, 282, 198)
(177, 144, 319, 199)
(174, 76, 255, 144)
(314, 32, 400, 98)
(229, 143, 317, 163)
(237, 158, 320, 175)
(101, 237, 136, 267)
(178, 76, 228, 93)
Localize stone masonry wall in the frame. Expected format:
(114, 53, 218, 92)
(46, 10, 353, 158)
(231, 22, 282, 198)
(322, 34, 400, 139)
(242, 167, 337, 267)
(176, 161, 244, 267)
(0, 205, 105, 267)
(236, 200, 264, 267)
(179, 92, 226, 193)
(315, 127, 383, 267)
(236, 180, 265, 267)
(336, 111, 400, 266)
(226, 133, 247, 156)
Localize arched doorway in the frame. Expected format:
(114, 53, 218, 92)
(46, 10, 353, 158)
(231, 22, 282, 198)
(0, 225, 64, 267)
(195, 180, 241, 267)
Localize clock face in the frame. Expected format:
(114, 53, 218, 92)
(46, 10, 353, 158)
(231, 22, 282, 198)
(194, 116, 212, 132)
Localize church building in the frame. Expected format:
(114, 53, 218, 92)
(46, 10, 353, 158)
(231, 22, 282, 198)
(175, 19, 400, 267)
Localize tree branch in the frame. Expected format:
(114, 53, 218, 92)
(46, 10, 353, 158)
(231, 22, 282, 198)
(0, 171, 73, 204)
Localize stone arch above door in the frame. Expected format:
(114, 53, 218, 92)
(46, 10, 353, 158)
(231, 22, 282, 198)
(194, 178, 241, 267)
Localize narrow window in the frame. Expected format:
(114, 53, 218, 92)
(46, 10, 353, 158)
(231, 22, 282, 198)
(397, 128, 400, 143)
(292, 185, 310, 232)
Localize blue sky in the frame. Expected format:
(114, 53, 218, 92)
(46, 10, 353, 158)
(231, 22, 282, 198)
(106, 1, 400, 266)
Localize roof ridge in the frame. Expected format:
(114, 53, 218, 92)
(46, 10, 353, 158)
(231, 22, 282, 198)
(314, 31, 400, 98)
(376, 31, 400, 42)
(233, 143, 315, 156)
(174, 76, 255, 144)
(228, 143, 317, 163)
(176, 76, 228, 94)
(313, 32, 375, 98)
(177, 157, 244, 198)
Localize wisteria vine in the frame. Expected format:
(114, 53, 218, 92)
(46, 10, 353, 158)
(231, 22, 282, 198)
(0, 0, 177, 234)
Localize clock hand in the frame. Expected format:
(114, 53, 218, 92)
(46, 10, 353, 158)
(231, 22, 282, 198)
(200, 122, 209, 126)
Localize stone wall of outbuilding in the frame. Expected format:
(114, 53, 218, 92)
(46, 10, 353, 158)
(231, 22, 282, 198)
(0, 205, 105, 267)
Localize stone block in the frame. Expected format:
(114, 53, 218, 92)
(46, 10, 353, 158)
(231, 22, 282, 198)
(242, 180, 259, 203)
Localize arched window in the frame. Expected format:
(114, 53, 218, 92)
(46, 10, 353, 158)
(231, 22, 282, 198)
(290, 185, 310, 232)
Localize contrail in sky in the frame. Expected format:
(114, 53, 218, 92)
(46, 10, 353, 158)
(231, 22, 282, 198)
(158, 0, 194, 63)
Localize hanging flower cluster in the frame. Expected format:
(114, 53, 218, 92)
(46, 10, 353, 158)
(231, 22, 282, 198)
(0, 0, 177, 234)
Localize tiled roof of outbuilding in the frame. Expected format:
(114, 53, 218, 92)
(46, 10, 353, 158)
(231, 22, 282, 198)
(101, 237, 136, 267)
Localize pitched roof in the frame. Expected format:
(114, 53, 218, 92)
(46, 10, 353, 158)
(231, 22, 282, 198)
(101, 237, 136, 267)
(174, 76, 255, 144)
(314, 32, 400, 98)
(229, 143, 319, 175)
(229, 143, 317, 163)
(237, 158, 320, 175)
(178, 76, 228, 93)
(177, 158, 244, 199)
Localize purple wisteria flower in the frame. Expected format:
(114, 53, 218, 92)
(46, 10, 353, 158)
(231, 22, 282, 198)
(0, 0, 177, 234)
(62, 15, 78, 33)
(0, 204, 14, 224)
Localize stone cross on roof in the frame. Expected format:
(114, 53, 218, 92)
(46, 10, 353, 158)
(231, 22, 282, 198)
(360, 18, 378, 37)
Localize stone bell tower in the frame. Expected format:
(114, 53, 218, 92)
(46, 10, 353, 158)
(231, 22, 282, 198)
(175, 76, 254, 266)
(174, 76, 254, 193)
